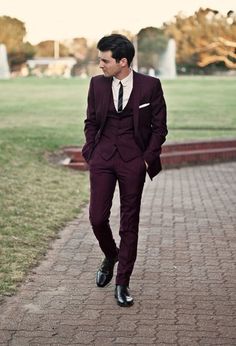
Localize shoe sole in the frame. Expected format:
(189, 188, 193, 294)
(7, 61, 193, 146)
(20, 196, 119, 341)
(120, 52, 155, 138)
(96, 280, 112, 288)
(116, 300, 134, 307)
(114, 294, 134, 307)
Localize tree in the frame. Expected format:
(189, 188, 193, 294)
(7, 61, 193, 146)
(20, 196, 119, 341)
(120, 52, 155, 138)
(163, 8, 236, 71)
(9, 42, 35, 70)
(67, 37, 89, 76)
(137, 27, 168, 71)
(196, 10, 236, 68)
(0, 16, 37, 69)
(0, 16, 26, 52)
(35, 40, 69, 57)
(23, 42, 36, 59)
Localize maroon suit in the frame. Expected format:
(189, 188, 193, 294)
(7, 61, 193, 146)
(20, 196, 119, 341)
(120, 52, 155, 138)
(82, 71, 167, 286)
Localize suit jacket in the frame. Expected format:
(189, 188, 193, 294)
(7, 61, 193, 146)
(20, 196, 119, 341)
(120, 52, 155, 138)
(82, 70, 168, 179)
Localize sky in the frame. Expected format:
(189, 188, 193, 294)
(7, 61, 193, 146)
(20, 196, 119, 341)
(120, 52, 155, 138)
(1, 0, 236, 44)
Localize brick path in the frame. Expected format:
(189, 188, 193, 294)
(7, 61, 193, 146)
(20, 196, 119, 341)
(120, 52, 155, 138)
(0, 162, 236, 346)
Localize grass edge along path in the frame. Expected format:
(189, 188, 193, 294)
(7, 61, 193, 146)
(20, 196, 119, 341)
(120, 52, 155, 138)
(0, 152, 89, 300)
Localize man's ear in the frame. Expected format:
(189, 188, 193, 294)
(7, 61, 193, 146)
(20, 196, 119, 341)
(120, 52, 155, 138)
(120, 58, 128, 67)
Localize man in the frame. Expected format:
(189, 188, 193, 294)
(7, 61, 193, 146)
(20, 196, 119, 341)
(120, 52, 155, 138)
(82, 34, 167, 307)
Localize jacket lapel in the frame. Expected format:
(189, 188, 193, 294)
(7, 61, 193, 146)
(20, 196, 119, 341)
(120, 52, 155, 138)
(132, 71, 141, 134)
(100, 77, 112, 123)
(132, 71, 145, 149)
(93, 76, 112, 144)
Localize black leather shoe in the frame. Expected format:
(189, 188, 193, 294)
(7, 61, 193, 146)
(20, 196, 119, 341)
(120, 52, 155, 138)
(96, 255, 118, 287)
(115, 285, 134, 307)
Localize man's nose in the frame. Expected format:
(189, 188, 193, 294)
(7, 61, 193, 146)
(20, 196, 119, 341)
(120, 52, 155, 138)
(99, 61, 104, 69)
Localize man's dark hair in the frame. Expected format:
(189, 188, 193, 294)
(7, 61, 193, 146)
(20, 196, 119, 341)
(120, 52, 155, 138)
(97, 34, 135, 66)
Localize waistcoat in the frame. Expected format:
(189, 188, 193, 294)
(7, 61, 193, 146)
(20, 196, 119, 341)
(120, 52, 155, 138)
(97, 90, 143, 161)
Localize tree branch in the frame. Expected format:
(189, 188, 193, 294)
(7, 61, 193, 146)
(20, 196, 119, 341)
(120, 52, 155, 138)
(218, 37, 236, 48)
(198, 55, 236, 68)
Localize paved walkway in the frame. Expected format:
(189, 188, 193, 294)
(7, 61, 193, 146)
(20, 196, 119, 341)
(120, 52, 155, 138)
(0, 162, 236, 346)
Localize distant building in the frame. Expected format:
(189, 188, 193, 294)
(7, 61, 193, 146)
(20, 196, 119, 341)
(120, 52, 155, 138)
(26, 57, 77, 77)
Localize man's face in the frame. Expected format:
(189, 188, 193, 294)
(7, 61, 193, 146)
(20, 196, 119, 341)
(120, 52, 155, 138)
(98, 50, 123, 78)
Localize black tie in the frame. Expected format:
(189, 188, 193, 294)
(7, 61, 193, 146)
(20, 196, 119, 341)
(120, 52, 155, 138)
(118, 81, 123, 113)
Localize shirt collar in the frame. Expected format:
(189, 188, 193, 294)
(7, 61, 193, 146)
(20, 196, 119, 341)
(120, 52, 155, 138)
(113, 69, 133, 87)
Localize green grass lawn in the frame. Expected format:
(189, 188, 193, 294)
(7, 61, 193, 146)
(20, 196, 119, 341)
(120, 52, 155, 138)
(0, 76, 236, 298)
(165, 76, 236, 140)
(0, 77, 89, 297)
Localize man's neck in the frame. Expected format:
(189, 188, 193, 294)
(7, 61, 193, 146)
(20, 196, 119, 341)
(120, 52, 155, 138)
(115, 68, 131, 81)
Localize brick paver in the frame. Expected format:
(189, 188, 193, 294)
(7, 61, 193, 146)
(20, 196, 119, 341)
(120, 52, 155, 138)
(0, 162, 236, 346)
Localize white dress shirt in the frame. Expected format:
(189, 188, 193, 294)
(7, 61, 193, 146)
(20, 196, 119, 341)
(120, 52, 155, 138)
(112, 70, 133, 112)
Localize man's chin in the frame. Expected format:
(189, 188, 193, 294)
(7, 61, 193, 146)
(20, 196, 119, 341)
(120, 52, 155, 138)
(103, 72, 111, 78)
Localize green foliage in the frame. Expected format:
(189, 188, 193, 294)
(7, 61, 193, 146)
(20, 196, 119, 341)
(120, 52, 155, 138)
(138, 27, 167, 54)
(137, 27, 168, 70)
(22, 41, 36, 59)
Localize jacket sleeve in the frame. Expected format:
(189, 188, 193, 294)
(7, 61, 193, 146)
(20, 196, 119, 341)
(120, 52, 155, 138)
(143, 78, 168, 167)
(82, 78, 99, 162)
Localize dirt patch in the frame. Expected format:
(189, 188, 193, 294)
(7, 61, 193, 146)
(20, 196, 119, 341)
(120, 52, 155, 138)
(44, 149, 70, 166)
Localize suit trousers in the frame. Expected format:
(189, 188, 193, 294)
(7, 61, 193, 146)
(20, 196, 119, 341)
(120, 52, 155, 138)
(89, 149, 146, 286)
